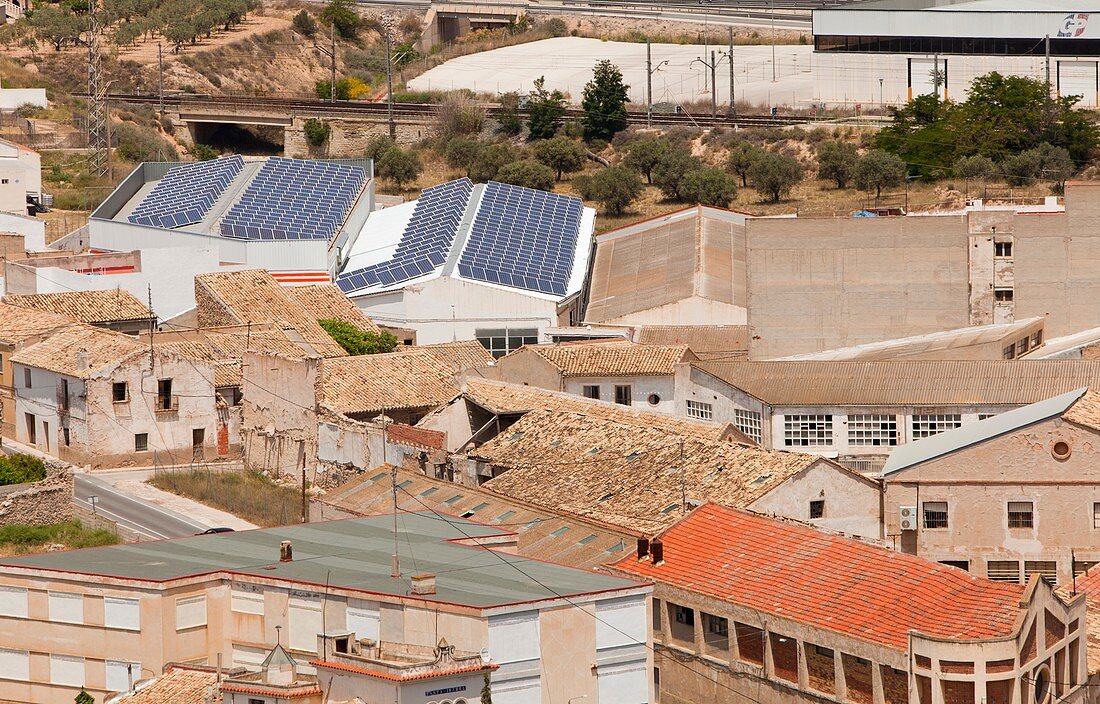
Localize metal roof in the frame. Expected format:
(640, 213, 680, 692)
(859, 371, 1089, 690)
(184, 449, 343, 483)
(0, 514, 642, 609)
(882, 387, 1087, 475)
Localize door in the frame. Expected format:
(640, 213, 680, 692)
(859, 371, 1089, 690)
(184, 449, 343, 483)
(1058, 61, 1098, 107)
(192, 428, 205, 460)
(24, 413, 35, 445)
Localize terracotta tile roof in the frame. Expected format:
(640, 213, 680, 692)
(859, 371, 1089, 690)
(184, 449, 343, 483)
(477, 409, 827, 533)
(386, 423, 446, 450)
(11, 325, 146, 378)
(5, 289, 154, 324)
(195, 270, 347, 358)
(0, 301, 73, 344)
(285, 284, 381, 333)
(611, 503, 1027, 651)
(462, 378, 734, 441)
(312, 658, 496, 682)
(404, 340, 494, 373)
(114, 667, 221, 703)
(694, 360, 1100, 406)
(319, 350, 460, 416)
(219, 681, 322, 698)
(514, 340, 694, 377)
(1062, 389, 1100, 432)
(1062, 567, 1100, 673)
(635, 325, 749, 361)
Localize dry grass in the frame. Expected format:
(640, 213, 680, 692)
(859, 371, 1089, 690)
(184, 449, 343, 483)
(0, 521, 119, 557)
(149, 468, 305, 527)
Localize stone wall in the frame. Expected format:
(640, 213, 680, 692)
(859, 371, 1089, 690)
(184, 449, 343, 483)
(0, 460, 72, 525)
(285, 117, 432, 157)
(70, 503, 144, 543)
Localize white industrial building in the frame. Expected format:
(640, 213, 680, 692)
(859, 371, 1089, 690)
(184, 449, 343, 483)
(337, 178, 596, 350)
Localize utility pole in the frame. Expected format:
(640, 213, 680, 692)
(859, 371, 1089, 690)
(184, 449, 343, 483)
(390, 463, 400, 578)
(691, 52, 720, 118)
(770, 0, 777, 83)
(646, 40, 669, 129)
(1044, 33, 1053, 126)
(157, 43, 164, 115)
(330, 22, 336, 103)
(728, 27, 735, 115)
(87, 0, 109, 177)
(384, 24, 396, 140)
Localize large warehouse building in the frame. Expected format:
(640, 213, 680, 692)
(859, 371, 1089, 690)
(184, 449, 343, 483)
(812, 0, 1100, 106)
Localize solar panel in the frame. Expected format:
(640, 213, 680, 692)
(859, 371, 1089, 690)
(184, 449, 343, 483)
(127, 155, 244, 229)
(219, 157, 366, 242)
(336, 178, 473, 293)
(456, 181, 583, 296)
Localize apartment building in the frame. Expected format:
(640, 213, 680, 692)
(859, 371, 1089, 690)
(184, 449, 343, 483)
(882, 387, 1100, 586)
(679, 359, 1100, 472)
(610, 503, 1088, 704)
(0, 514, 650, 704)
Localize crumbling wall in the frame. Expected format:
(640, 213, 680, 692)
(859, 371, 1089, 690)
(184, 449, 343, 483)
(0, 460, 73, 525)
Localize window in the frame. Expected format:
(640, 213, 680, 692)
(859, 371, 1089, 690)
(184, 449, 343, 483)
(995, 288, 1014, 303)
(63, 427, 70, 446)
(847, 414, 898, 446)
(940, 560, 969, 571)
(988, 560, 1021, 583)
(783, 414, 833, 447)
(0, 648, 28, 682)
(112, 381, 128, 402)
(50, 654, 84, 687)
(978, 413, 997, 421)
(809, 500, 825, 519)
(1003, 344, 1016, 360)
(0, 586, 27, 618)
(647, 393, 661, 406)
(1094, 502, 1100, 529)
(48, 591, 83, 624)
(923, 501, 948, 529)
(134, 433, 148, 452)
(705, 613, 729, 636)
(1008, 501, 1034, 529)
(231, 588, 264, 615)
(103, 597, 140, 630)
(24, 413, 35, 445)
(106, 661, 139, 692)
(59, 379, 69, 411)
(22, 368, 30, 389)
(175, 594, 207, 630)
(1017, 336, 1030, 356)
(1031, 330, 1043, 348)
(1025, 561, 1057, 586)
(475, 328, 538, 359)
(652, 598, 662, 632)
(157, 378, 174, 410)
(614, 385, 632, 406)
(994, 241, 1013, 258)
(673, 604, 695, 626)
(686, 400, 713, 421)
(582, 385, 600, 400)
(249, 699, 265, 704)
(734, 409, 762, 444)
(911, 414, 961, 439)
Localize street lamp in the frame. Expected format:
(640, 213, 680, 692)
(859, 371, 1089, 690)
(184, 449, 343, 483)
(879, 78, 884, 111)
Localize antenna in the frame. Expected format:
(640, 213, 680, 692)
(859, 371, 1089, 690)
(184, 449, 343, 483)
(87, 0, 109, 177)
(390, 461, 400, 578)
(147, 284, 155, 366)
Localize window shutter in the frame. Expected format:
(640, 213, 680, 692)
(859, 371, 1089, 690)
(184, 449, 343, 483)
(104, 597, 140, 630)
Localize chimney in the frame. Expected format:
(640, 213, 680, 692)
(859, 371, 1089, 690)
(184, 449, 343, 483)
(636, 537, 650, 560)
(411, 573, 437, 595)
(75, 349, 89, 372)
(279, 540, 293, 562)
(650, 540, 664, 565)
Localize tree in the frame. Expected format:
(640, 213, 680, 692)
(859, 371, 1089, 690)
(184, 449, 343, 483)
(953, 154, 997, 180)
(28, 5, 84, 51)
(320, 0, 360, 38)
(319, 319, 398, 355)
(533, 137, 585, 180)
(678, 168, 738, 207)
(1000, 150, 1043, 187)
(496, 159, 555, 191)
(303, 118, 331, 147)
(748, 151, 803, 202)
(470, 143, 520, 182)
(113, 122, 178, 162)
(727, 141, 763, 187)
(497, 92, 523, 136)
(623, 138, 668, 184)
(527, 76, 566, 140)
(652, 147, 701, 200)
(541, 17, 568, 37)
(854, 149, 906, 198)
(188, 143, 218, 160)
(435, 93, 486, 141)
(1031, 142, 1075, 191)
(292, 9, 318, 36)
(75, 689, 94, 704)
(377, 147, 422, 189)
(0, 453, 46, 486)
(575, 166, 642, 215)
(816, 141, 860, 189)
(363, 134, 396, 161)
(581, 59, 630, 142)
(481, 672, 493, 704)
(444, 137, 484, 176)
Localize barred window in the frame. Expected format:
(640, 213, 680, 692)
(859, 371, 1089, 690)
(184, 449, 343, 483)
(923, 501, 948, 529)
(686, 400, 713, 421)
(1008, 501, 1034, 529)
(783, 415, 833, 447)
(847, 414, 898, 446)
(733, 409, 762, 444)
(911, 414, 961, 439)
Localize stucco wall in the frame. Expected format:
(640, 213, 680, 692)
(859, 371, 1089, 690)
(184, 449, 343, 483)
(750, 460, 882, 539)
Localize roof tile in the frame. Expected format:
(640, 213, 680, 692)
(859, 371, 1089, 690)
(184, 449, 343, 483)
(516, 340, 693, 377)
(5, 290, 154, 324)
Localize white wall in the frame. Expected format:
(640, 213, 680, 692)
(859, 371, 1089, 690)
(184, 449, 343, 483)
(563, 375, 677, 415)
(11, 364, 71, 454)
(0, 89, 47, 111)
(749, 460, 882, 539)
(0, 213, 44, 249)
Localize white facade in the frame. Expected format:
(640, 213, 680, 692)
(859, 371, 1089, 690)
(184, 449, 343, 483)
(563, 376, 678, 416)
(0, 89, 46, 111)
(0, 212, 45, 249)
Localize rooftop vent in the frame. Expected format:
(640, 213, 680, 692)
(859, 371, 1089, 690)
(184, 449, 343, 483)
(411, 573, 437, 595)
(636, 537, 650, 560)
(279, 540, 293, 562)
(651, 540, 664, 565)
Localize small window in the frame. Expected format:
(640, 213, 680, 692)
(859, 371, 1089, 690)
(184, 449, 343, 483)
(994, 241, 1013, 258)
(705, 613, 729, 636)
(1092, 502, 1100, 529)
(614, 385, 632, 406)
(1008, 501, 1034, 529)
(987, 560, 1021, 583)
(134, 433, 149, 452)
(1031, 330, 1043, 348)
(809, 499, 825, 519)
(1017, 336, 1030, 356)
(923, 501, 948, 529)
(112, 381, 128, 402)
(647, 393, 661, 406)
(23, 368, 30, 389)
(673, 604, 695, 626)
(994, 288, 1014, 303)
(0, 179, 7, 185)
(59, 379, 69, 410)
(63, 427, 70, 446)
(847, 414, 898, 446)
(686, 400, 714, 421)
(582, 385, 600, 400)
(911, 414, 961, 439)
(1003, 344, 1016, 360)
(157, 378, 174, 410)
(783, 414, 833, 447)
(939, 560, 969, 572)
(1025, 561, 1057, 586)
(734, 409, 762, 444)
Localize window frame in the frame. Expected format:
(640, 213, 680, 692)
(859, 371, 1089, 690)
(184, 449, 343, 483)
(134, 433, 149, 453)
(112, 381, 128, 403)
(582, 385, 600, 400)
(1008, 501, 1034, 529)
(614, 384, 632, 406)
(783, 414, 833, 447)
(809, 499, 825, 519)
(734, 409, 762, 444)
(686, 400, 714, 421)
(911, 413, 962, 439)
(847, 413, 898, 447)
(922, 501, 949, 529)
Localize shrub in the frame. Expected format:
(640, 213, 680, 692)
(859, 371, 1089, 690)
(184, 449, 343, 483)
(623, 138, 668, 184)
(470, 143, 520, 182)
(678, 168, 738, 207)
(727, 141, 763, 187)
(364, 134, 397, 161)
(575, 166, 642, 215)
(376, 147, 423, 189)
(542, 17, 568, 37)
(496, 159, 555, 191)
(497, 92, 523, 136)
(444, 137, 484, 176)
(292, 10, 318, 37)
(652, 147, 701, 200)
(0, 453, 47, 486)
(303, 118, 330, 147)
(113, 122, 177, 163)
(320, 0, 360, 38)
(748, 151, 803, 202)
(319, 319, 398, 355)
(816, 141, 860, 189)
(435, 93, 486, 141)
(954, 154, 997, 180)
(533, 136, 585, 180)
(854, 149, 907, 197)
(527, 76, 566, 140)
(188, 143, 218, 161)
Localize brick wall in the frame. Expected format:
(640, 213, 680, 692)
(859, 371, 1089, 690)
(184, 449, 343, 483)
(771, 634, 798, 684)
(943, 679, 976, 704)
(882, 666, 908, 704)
(735, 622, 765, 665)
(805, 644, 836, 695)
(842, 653, 873, 704)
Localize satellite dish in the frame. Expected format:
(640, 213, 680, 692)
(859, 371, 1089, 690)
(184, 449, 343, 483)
(479, 648, 491, 664)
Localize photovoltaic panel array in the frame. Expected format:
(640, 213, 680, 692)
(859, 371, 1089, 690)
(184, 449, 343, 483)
(219, 157, 366, 241)
(336, 178, 474, 293)
(127, 155, 244, 229)
(457, 181, 583, 296)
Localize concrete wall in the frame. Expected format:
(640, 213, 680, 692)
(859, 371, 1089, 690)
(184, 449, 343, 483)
(241, 352, 319, 480)
(749, 460, 882, 539)
(0, 161, 27, 215)
(563, 375, 678, 415)
(0, 212, 44, 248)
(598, 296, 748, 327)
(284, 116, 433, 157)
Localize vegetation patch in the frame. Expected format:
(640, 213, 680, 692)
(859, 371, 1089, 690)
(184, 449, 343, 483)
(0, 521, 119, 557)
(0, 454, 47, 486)
(149, 468, 304, 527)
(319, 319, 398, 355)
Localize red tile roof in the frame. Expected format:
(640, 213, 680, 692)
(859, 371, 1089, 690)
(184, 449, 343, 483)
(386, 422, 446, 450)
(219, 682, 322, 698)
(311, 659, 496, 682)
(611, 504, 1026, 652)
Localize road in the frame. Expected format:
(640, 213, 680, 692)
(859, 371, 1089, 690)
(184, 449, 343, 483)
(74, 472, 209, 540)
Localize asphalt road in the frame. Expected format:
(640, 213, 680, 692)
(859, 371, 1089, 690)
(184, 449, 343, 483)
(74, 473, 209, 540)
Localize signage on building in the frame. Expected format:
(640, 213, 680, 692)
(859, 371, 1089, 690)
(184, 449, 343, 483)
(1057, 13, 1090, 38)
(425, 685, 467, 697)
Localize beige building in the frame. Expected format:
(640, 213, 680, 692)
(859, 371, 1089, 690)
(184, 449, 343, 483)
(882, 387, 1100, 586)
(0, 303, 72, 438)
(0, 513, 651, 704)
(10, 325, 229, 467)
(4, 289, 157, 335)
(610, 503, 1088, 704)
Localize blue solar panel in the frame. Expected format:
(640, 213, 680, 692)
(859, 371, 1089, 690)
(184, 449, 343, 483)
(336, 178, 473, 293)
(456, 181, 583, 296)
(127, 155, 243, 229)
(219, 157, 366, 242)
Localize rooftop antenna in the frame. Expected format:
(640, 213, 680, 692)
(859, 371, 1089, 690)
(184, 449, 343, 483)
(390, 462, 401, 578)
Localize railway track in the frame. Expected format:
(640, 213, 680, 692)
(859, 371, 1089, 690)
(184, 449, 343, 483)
(101, 92, 823, 127)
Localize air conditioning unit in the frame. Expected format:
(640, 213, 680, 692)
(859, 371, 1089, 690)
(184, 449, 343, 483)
(899, 506, 917, 532)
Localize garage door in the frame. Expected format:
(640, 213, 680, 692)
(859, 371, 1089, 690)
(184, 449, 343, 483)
(909, 58, 947, 99)
(1059, 61, 1098, 106)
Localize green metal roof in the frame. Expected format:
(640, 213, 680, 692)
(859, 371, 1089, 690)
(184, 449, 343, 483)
(0, 513, 643, 609)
